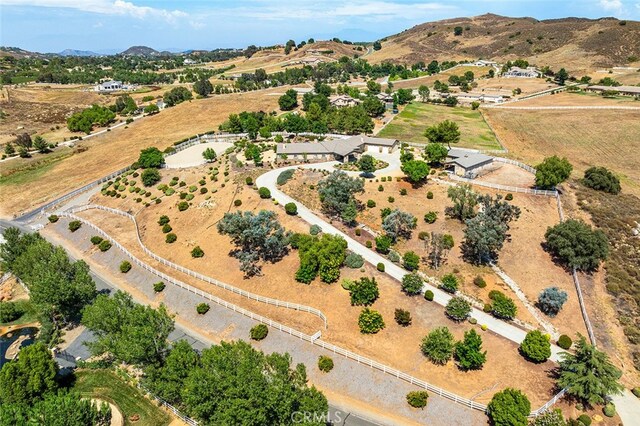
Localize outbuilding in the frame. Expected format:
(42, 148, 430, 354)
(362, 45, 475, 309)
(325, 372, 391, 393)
(446, 148, 494, 177)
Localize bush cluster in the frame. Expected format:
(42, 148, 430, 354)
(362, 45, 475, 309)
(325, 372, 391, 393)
(196, 303, 210, 315)
(406, 391, 429, 409)
(401, 273, 423, 295)
(250, 324, 269, 340)
(119, 261, 132, 273)
(318, 356, 334, 373)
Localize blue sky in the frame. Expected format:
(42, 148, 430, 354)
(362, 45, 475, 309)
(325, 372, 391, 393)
(1, 0, 639, 53)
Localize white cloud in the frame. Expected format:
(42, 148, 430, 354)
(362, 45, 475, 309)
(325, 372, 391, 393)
(599, 0, 624, 13)
(3, 0, 187, 22)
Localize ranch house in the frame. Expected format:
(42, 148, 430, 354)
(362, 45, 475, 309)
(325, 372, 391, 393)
(503, 67, 541, 78)
(586, 85, 640, 97)
(277, 135, 398, 163)
(94, 80, 123, 92)
(329, 95, 362, 108)
(446, 148, 494, 178)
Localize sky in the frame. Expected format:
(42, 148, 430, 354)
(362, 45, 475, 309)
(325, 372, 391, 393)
(1, 0, 639, 53)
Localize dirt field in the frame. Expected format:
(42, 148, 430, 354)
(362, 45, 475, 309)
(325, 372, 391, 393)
(472, 77, 558, 96)
(483, 108, 640, 196)
(507, 90, 640, 107)
(377, 102, 502, 151)
(0, 88, 280, 218)
(475, 163, 535, 188)
(282, 167, 587, 339)
(79, 160, 558, 407)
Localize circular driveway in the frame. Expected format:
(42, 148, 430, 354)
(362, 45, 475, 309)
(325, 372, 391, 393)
(165, 142, 233, 169)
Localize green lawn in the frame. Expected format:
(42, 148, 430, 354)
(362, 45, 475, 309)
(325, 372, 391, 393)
(72, 369, 171, 426)
(377, 102, 503, 150)
(0, 300, 39, 327)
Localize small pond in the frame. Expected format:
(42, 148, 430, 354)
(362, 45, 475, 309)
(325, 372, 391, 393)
(0, 327, 38, 368)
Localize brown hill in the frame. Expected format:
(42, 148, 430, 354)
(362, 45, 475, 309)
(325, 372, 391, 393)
(367, 14, 640, 73)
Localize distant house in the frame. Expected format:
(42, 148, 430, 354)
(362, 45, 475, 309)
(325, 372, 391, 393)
(503, 67, 540, 78)
(446, 148, 494, 178)
(94, 80, 123, 92)
(454, 92, 504, 104)
(586, 85, 640, 97)
(183, 58, 197, 65)
(298, 57, 325, 66)
(156, 100, 166, 110)
(376, 93, 394, 103)
(277, 135, 398, 163)
(470, 60, 498, 67)
(329, 95, 362, 108)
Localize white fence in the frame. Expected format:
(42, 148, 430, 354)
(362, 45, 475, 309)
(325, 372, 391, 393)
(493, 157, 537, 174)
(438, 175, 558, 197)
(67, 204, 328, 329)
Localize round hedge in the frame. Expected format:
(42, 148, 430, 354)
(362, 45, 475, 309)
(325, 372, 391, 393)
(119, 261, 132, 273)
(250, 324, 269, 340)
(318, 356, 334, 373)
(557, 334, 573, 350)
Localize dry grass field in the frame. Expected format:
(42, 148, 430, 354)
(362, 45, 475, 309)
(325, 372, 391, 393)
(377, 102, 502, 150)
(508, 90, 640, 107)
(0, 88, 280, 217)
(483, 108, 640, 195)
(73, 160, 560, 407)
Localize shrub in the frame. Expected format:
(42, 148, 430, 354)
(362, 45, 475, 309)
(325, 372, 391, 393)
(158, 215, 170, 225)
(388, 196, 395, 203)
(68, 220, 82, 232)
(141, 168, 161, 187)
(234, 199, 243, 207)
(355, 228, 361, 236)
(520, 330, 551, 363)
(349, 277, 379, 306)
(487, 388, 531, 426)
(403, 251, 420, 271)
(421, 327, 454, 365)
(161, 224, 172, 234)
(90, 236, 103, 245)
(426, 191, 434, 199)
(119, 261, 132, 273)
(400, 188, 408, 196)
(505, 193, 514, 201)
(424, 211, 437, 224)
(48, 215, 59, 223)
(250, 324, 269, 340)
(191, 246, 204, 258)
(375, 235, 393, 254)
(196, 303, 210, 315)
(473, 275, 487, 288)
(285, 202, 298, 215)
(406, 391, 429, 409)
(276, 169, 295, 185)
(177, 201, 189, 211)
(544, 219, 608, 271)
(366, 241, 372, 248)
(309, 224, 322, 235)
(0, 301, 22, 323)
(538, 287, 568, 317)
(344, 253, 364, 268)
(632, 387, 640, 398)
(245, 176, 253, 185)
(603, 403, 616, 417)
(388, 249, 400, 263)
(402, 273, 423, 295)
(367, 199, 376, 208)
(455, 329, 487, 370)
(445, 297, 471, 322)
(378, 185, 384, 192)
(153, 281, 166, 292)
(200, 187, 208, 194)
(395, 308, 412, 326)
(258, 187, 271, 199)
(558, 334, 573, 350)
(358, 308, 385, 334)
(583, 166, 621, 194)
(377, 262, 385, 272)
(491, 292, 518, 320)
(98, 240, 112, 252)
(318, 356, 334, 373)
(577, 414, 592, 426)
(165, 233, 177, 243)
(424, 290, 434, 301)
(440, 274, 458, 293)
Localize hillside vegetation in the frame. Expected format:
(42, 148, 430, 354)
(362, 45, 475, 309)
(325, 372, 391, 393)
(367, 13, 640, 73)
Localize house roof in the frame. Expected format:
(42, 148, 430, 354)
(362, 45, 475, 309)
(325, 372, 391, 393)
(587, 85, 640, 94)
(276, 135, 398, 157)
(447, 153, 493, 169)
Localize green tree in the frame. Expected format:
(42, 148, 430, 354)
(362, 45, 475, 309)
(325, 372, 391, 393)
(400, 159, 430, 183)
(487, 388, 531, 426)
(427, 232, 454, 270)
(366, 80, 381, 95)
(144, 340, 200, 405)
(349, 277, 379, 306)
(520, 330, 551, 363)
(202, 147, 217, 162)
(0, 343, 58, 404)
(418, 85, 430, 102)
(144, 104, 159, 115)
(582, 166, 621, 194)
(394, 88, 415, 105)
(318, 171, 364, 224)
(182, 341, 327, 425)
(382, 209, 417, 241)
(558, 335, 623, 405)
(424, 120, 460, 148)
(403, 251, 420, 271)
(81, 291, 174, 365)
(362, 96, 385, 117)
(445, 296, 471, 322)
(137, 147, 165, 168)
(278, 89, 298, 111)
(455, 329, 486, 370)
(141, 168, 161, 186)
(446, 184, 478, 221)
(537, 287, 568, 317)
(4, 142, 15, 156)
(163, 87, 193, 107)
(217, 210, 289, 277)
(490, 292, 517, 320)
(358, 308, 385, 334)
(535, 156, 573, 189)
(555, 68, 569, 85)
(420, 327, 454, 365)
(358, 154, 376, 175)
(454, 26, 463, 36)
(295, 234, 347, 284)
(401, 273, 423, 295)
(32, 135, 49, 153)
(424, 143, 448, 165)
(544, 219, 608, 271)
(193, 78, 213, 97)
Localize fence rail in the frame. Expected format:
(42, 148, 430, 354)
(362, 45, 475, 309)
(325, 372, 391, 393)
(67, 204, 328, 329)
(435, 176, 557, 197)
